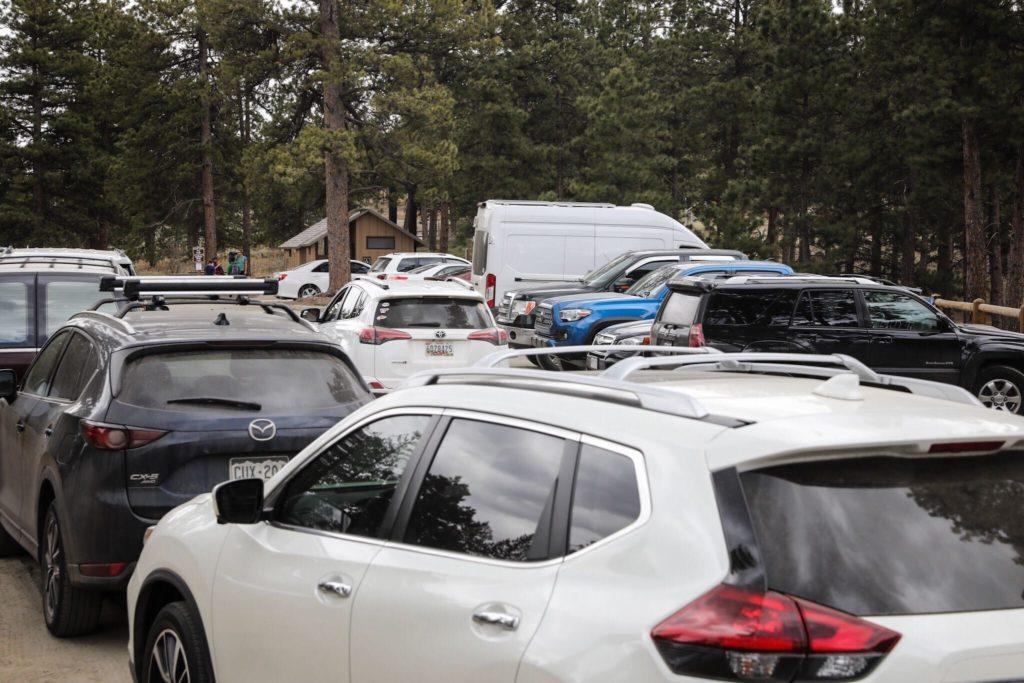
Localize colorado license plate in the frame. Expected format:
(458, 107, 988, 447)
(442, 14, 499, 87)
(229, 456, 289, 482)
(425, 342, 454, 357)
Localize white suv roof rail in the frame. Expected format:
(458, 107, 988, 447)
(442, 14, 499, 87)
(405, 346, 980, 412)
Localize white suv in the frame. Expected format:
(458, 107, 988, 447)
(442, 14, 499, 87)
(127, 348, 1024, 683)
(360, 252, 469, 280)
(301, 278, 506, 392)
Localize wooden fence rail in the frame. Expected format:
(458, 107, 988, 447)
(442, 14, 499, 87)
(933, 297, 1024, 331)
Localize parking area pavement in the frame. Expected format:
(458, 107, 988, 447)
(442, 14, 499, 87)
(0, 556, 130, 682)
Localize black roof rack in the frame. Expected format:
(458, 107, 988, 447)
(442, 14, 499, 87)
(0, 255, 121, 271)
(100, 275, 278, 300)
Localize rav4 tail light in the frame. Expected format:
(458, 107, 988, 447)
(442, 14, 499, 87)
(689, 323, 706, 348)
(485, 273, 496, 308)
(359, 327, 413, 345)
(81, 421, 167, 450)
(467, 327, 509, 345)
(652, 584, 899, 681)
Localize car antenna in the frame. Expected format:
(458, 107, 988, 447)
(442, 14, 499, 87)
(214, 312, 230, 326)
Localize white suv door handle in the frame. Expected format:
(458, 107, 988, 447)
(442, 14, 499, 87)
(472, 610, 519, 631)
(317, 581, 353, 598)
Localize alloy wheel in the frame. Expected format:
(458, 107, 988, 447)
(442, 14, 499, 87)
(42, 513, 61, 622)
(978, 378, 1022, 413)
(150, 629, 191, 683)
(299, 285, 319, 298)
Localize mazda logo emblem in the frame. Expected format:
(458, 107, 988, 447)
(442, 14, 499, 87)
(248, 419, 276, 442)
(434, 330, 447, 339)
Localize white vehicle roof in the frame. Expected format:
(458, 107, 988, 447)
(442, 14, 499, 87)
(378, 252, 468, 260)
(360, 279, 484, 299)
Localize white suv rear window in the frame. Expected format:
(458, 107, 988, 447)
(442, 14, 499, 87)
(375, 298, 490, 329)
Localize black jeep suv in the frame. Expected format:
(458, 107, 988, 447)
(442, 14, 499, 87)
(651, 275, 1024, 413)
(0, 277, 371, 636)
(496, 248, 745, 351)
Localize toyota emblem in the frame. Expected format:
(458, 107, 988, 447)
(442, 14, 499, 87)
(434, 330, 447, 339)
(248, 419, 277, 442)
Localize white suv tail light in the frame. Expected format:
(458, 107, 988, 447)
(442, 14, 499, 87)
(651, 583, 899, 681)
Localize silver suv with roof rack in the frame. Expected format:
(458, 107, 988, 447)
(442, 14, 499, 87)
(128, 344, 1024, 682)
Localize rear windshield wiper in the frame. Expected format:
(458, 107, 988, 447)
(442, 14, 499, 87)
(166, 397, 262, 410)
(404, 322, 441, 328)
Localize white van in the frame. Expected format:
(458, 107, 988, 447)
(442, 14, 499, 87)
(470, 200, 707, 307)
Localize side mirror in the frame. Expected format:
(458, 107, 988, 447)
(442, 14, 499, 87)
(0, 369, 15, 402)
(612, 277, 635, 293)
(213, 479, 265, 524)
(300, 307, 321, 322)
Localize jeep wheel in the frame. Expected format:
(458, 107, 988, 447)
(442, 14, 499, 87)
(974, 365, 1024, 414)
(298, 284, 321, 299)
(143, 602, 214, 683)
(41, 503, 103, 637)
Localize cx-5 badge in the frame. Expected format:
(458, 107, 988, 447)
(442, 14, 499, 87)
(249, 419, 277, 442)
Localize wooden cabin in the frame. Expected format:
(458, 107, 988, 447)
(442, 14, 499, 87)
(279, 207, 424, 269)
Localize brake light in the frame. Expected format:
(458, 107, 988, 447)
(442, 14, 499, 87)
(928, 441, 1004, 454)
(277, 273, 287, 281)
(81, 421, 166, 450)
(652, 584, 899, 681)
(485, 273, 496, 308)
(376, 273, 387, 280)
(359, 327, 413, 345)
(468, 327, 508, 345)
(689, 323, 705, 348)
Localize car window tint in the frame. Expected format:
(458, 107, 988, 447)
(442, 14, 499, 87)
(704, 290, 797, 327)
(375, 298, 490, 329)
(312, 262, 329, 273)
(351, 261, 369, 273)
(626, 266, 680, 297)
(277, 415, 430, 537)
(397, 258, 425, 272)
(49, 334, 98, 400)
(371, 257, 391, 271)
(22, 332, 70, 396)
(323, 287, 349, 321)
(626, 260, 674, 281)
(743, 453, 1024, 615)
(119, 349, 367, 412)
(340, 287, 363, 318)
(404, 419, 565, 562)
(0, 280, 32, 347)
(864, 291, 939, 331)
(794, 290, 858, 327)
(43, 280, 103, 338)
(660, 292, 702, 326)
(569, 445, 641, 553)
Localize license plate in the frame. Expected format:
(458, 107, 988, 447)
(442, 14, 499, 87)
(425, 342, 454, 357)
(229, 456, 289, 482)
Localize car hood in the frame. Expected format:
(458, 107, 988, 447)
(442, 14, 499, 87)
(545, 291, 636, 308)
(508, 281, 594, 301)
(958, 324, 1024, 343)
(604, 319, 653, 339)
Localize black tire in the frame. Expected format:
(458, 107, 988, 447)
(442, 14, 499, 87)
(298, 284, 321, 299)
(0, 519, 21, 557)
(973, 365, 1024, 414)
(142, 602, 214, 683)
(536, 353, 562, 371)
(40, 503, 103, 637)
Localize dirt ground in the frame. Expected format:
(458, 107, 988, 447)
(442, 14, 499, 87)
(0, 555, 130, 682)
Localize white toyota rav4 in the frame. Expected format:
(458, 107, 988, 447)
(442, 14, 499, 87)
(127, 349, 1024, 683)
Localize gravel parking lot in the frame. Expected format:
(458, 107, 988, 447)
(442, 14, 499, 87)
(0, 557, 131, 681)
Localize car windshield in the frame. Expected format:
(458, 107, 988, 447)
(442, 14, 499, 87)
(626, 266, 680, 297)
(741, 453, 1024, 616)
(581, 253, 636, 287)
(371, 257, 391, 271)
(375, 297, 491, 329)
(119, 349, 366, 413)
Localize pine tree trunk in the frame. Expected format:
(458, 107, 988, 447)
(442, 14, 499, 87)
(901, 172, 917, 285)
(428, 202, 438, 251)
(199, 29, 218, 264)
(240, 87, 252, 272)
(320, 0, 351, 292)
(1008, 146, 1024, 309)
(962, 117, 987, 301)
(937, 220, 952, 296)
(439, 202, 450, 254)
(403, 186, 418, 239)
(870, 223, 882, 277)
(765, 207, 777, 258)
(388, 189, 398, 224)
(989, 187, 1003, 307)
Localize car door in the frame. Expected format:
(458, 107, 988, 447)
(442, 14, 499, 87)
(0, 331, 69, 532)
(787, 289, 872, 361)
(311, 261, 330, 290)
(350, 414, 573, 683)
(321, 286, 369, 372)
(211, 412, 438, 682)
(861, 289, 962, 382)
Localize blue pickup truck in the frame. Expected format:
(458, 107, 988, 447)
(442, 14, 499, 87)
(532, 260, 794, 369)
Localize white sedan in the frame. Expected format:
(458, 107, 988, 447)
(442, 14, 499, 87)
(127, 347, 1024, 683)
(274, 259, 370, 299)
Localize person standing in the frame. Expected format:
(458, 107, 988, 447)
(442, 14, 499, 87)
(213, 257, 225, 275)
(204, 258, 216, 275)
